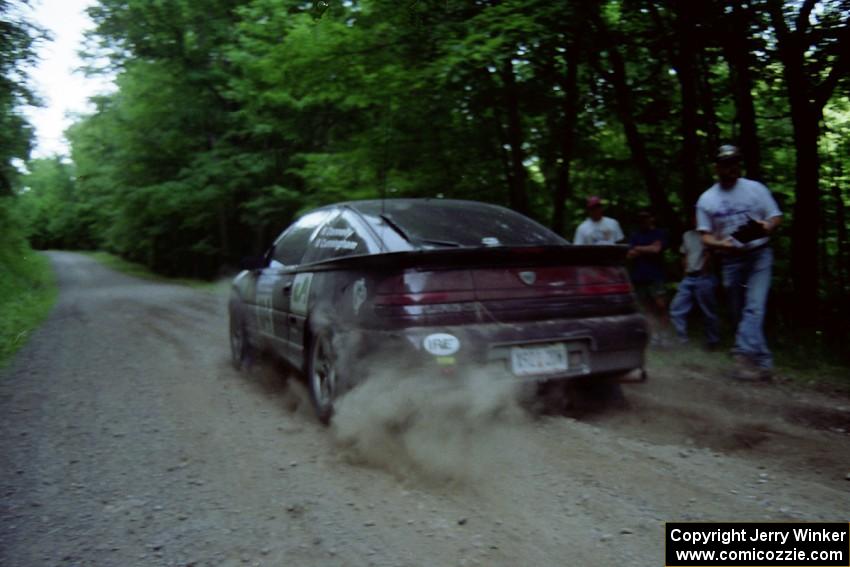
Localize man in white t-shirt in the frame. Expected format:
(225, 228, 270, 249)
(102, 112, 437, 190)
(696, 145, 782, 380)
(669, 214, 719, 349)
(573, 196, 624, 245)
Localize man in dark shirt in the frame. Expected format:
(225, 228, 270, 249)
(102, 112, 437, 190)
(628, 210, 670, 345)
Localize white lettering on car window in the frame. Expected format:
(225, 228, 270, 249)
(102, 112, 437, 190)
(316, 238, 359, 250)
(315, 225, 359, 251)
(320, 226, 354, 239)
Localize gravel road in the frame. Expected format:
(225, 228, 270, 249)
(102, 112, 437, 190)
(1, 251, 848, 567)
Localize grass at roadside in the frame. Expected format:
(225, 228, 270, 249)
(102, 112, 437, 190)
(647, 342, 850, 395)
(772, 353, 850, 393)
(83, 251, 227, 292)
(646, 344, 728, 374)
(0, 247, 57, 369)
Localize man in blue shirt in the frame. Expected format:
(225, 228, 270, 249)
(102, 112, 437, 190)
(628, 210, 669, 345)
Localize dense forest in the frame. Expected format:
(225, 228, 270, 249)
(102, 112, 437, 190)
(2, 0, 849, 352)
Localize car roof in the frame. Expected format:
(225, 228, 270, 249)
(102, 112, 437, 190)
(341, 198, 510, 215)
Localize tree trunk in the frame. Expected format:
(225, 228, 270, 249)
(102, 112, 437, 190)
(831, 180, 848, 301)
(218, 205, 230, 267)
(697, 52, 721, 160)
(500, 58, 530, 215)
(766, 0, 848, 327)
(590, 6, 679, 234)
(492, 103, 515, 204)
(673, 0, 702, 208)
(551, 40, 581, 235)
(788, 98, 822, 328)
(722, 0, 763, 180)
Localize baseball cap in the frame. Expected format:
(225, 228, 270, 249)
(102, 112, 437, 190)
(586, 196, 603, 208)
(716, 144, 742, 162)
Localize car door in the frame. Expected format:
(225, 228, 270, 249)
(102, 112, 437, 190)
(259, 209, 336, 367)
(288, 210, 378, 366)
(254, 259, 286, 353)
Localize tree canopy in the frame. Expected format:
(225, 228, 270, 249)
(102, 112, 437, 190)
(10, 0, 850, 345)
(1, 0, 47, 259)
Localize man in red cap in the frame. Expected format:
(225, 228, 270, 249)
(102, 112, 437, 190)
(573, 196, 624, 245)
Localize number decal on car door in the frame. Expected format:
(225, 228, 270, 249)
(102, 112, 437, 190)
(291, 273, 313, 316)
(256, 274, 275, 335)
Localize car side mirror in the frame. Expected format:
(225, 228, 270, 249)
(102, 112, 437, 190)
(240, 255, 268, 271)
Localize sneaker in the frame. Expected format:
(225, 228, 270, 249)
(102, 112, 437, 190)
(732, 356, 773, 382)
(651, 331, 675, 349)
(732, 355, 759, 381)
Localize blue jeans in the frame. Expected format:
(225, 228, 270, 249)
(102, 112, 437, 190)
(721, 246, 773, 368)
(669, 274, 719, 345)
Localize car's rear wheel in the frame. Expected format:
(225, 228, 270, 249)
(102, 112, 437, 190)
(229, 309, 252, 370)
(307, 333, 337, 424)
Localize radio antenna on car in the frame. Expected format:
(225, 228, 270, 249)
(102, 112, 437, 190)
(380, 95, 392, 216)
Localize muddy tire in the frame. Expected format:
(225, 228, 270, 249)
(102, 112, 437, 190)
(229, 308, 252, 370)
(307, 333, 338, 424)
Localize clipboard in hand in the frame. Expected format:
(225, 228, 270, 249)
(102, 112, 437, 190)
(731, 218, 767, 243)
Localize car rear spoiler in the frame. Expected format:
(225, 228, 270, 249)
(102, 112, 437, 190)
(299, 245, 629, 273)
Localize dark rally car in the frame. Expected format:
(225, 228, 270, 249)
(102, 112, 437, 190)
(229, 198, 648, 422)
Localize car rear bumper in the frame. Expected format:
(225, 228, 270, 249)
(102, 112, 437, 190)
(334, 313, 648, 388)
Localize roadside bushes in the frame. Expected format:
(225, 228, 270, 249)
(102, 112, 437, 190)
(0, 197, 56, 367)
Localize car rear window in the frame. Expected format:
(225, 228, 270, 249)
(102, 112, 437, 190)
(355, 200, 566, 248)
(301, 212, 371, 264)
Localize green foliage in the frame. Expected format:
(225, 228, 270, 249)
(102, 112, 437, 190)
(0, 2, 57, 366)
(16, 157, 95, 249)
(0, 197, 57, 368)
(11, 0, 846, 353)
(83, 251, 225, 291)
(1, 0, 47, 194)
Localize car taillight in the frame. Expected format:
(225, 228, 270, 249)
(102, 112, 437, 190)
(375, 270, 476, 305)
(473, 266, 632, 298)
(376, 266, 631, 306)
(575, 267, 633, 295)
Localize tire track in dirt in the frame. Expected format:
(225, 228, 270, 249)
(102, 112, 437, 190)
(1, 252, 847, 567)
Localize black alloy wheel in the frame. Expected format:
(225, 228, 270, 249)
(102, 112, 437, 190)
(229, 310, 251, 370)
(308, 334, 337, 424)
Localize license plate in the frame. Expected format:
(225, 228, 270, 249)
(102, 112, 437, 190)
(510, 343, 568, 377)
